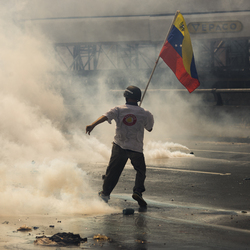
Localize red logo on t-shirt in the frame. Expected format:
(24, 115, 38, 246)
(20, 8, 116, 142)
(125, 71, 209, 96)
(123, 114, 137, 126)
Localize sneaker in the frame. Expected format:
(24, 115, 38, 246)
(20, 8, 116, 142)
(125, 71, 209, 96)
(98, 191, 110, 203)
(138, 206, 147, 212)
(132, 191, 147, 207)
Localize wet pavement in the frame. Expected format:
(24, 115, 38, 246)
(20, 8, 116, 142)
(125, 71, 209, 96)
(1, 138, 250, 249)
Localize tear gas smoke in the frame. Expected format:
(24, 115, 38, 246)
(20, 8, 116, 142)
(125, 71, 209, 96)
(0, 11, 114, 216)
(0, 6, 193, 216)
(1, 2, 249, 217)
(145, 141, 194, 159)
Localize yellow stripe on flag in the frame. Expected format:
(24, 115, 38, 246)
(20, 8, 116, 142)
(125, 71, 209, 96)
(173, 13, 193, 76)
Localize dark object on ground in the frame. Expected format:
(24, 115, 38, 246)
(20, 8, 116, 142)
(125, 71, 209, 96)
(50, 232, 87, 245)
(123, 208, 134, 215)
(17, 225, 32, 231)
(35, 232, 87, 246)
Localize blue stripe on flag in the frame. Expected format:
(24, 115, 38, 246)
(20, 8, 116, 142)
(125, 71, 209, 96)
(167, 26, 184, 58)
(190, 56, 198, 79)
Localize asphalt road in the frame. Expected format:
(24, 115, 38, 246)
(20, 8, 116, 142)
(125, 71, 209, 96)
(86, 138, 250, 249)
(1, 138, 249, 249)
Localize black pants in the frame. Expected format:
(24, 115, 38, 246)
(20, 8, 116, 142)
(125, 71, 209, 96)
(102, 143, 146, 196)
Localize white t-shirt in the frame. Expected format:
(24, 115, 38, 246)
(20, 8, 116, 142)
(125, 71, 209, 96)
(104, 104, 154, 153)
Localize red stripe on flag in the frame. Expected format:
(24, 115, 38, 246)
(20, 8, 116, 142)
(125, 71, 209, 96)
(160, 42, 200, 93)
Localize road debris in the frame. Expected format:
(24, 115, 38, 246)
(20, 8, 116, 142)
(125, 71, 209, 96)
(34, 237, 58, 246)
(17, 225, 32, 231)
(34, 232, 87, 246)
(136, 239, 147, 244)
(93, 234, 111, 242)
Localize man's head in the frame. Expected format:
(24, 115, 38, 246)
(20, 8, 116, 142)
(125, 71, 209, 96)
(123, 86, 141, 102)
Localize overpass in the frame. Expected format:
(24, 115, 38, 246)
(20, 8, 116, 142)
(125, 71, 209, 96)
(17, 1, 250, 91)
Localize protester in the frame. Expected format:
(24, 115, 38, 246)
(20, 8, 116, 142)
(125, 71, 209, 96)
(86, 86, 154, 210)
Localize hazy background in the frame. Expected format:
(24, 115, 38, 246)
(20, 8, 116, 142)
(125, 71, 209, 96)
(4, 0, 250, 18)
(0, 0, 249, 216)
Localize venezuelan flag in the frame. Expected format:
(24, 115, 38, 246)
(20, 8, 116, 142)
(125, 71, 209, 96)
(159, 12, 200, 93)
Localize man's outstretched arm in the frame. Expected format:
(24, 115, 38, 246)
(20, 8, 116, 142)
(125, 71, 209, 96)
(86, 115, 108, 135)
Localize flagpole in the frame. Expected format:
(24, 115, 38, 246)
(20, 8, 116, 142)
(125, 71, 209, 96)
(139, 10, 180, 106)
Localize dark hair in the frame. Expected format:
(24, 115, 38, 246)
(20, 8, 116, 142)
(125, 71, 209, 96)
(123, 86, 141, 101)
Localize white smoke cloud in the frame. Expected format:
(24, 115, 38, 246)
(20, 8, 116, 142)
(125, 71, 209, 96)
(0, 8, 117, 216)
(145, 141, 193, 159)
(1, 0, 249, 216)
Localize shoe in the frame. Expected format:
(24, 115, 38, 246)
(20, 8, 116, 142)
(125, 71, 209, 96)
(138, 206, 147, 212)
(98, 191, 110, 203)
(132, 191, 147, 207)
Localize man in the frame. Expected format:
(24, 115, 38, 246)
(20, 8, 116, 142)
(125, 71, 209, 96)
(86, 86, 154, 210)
